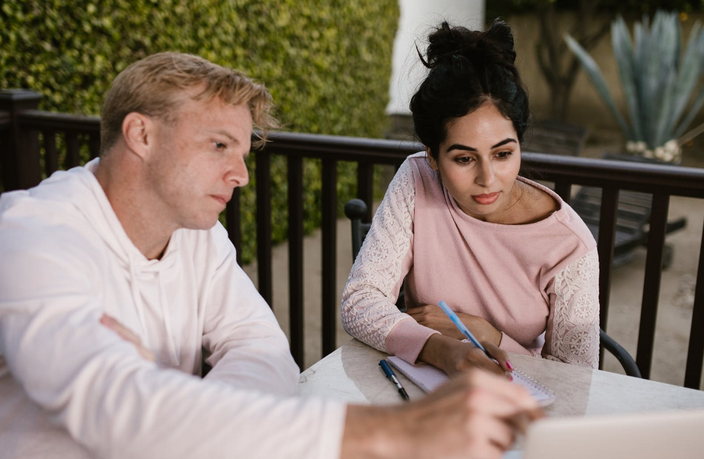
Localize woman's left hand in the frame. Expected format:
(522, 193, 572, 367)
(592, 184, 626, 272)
(407, 304, 502, 347)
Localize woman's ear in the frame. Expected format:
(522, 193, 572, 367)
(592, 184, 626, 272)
(426, 148, 439, 170)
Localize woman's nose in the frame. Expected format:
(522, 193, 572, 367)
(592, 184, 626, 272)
(476, 161, 495, 187)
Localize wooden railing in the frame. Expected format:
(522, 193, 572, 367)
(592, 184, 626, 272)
(2, 89, 704, 388)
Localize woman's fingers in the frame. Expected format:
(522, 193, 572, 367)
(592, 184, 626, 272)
(457, 347, 506, 376)
(484, 342, 514, 372)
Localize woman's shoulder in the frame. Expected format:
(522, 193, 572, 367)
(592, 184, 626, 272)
(513, 178, 560, 224)
(517, 178, 596, 248)
(404, 151, 431, 171)
(390, 151, 435, 188)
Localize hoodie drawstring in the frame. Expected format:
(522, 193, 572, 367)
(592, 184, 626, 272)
(156, 270, 180, 366)
(128, 255, 151, 350)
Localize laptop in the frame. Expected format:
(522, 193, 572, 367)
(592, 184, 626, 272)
(507, 409, 704, 459)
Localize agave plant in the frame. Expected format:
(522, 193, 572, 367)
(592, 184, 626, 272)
(566, 11, 704, 163)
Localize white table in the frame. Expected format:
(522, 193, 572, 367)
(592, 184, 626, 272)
(299, 339, 704, 417)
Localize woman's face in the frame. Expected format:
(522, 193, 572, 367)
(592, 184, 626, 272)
(428, 102, 521, 223)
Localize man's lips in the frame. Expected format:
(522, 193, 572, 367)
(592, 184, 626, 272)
(211, 195, 230, 206)
(472, 192, 500, 205)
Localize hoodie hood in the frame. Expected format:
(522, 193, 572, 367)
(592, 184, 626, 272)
(21, 159, 181, 364)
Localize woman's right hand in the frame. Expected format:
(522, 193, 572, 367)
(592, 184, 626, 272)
(418, 333, 513, 377)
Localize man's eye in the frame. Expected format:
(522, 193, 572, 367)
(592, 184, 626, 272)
(215, 142, 226, 150)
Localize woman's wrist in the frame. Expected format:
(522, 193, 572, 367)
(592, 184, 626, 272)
(487, 326, 502, 347)
(462, 314, 502, 347)
(418, 334, 461, 375)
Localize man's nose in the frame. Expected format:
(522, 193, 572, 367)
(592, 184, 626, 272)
(227, 154, 250, 188)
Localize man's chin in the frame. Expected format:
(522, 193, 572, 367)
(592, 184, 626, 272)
(182, 218, 220, 231)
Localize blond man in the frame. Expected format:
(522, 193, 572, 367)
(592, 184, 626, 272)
(0, 52, 540, 459)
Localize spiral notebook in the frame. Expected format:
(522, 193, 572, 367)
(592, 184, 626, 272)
(386, 356, 556, 407)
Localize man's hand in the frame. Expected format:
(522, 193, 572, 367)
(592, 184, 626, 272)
(408, 304, 502, 347)
(99, 313, 156, 362)
(341, 369, 543, 459)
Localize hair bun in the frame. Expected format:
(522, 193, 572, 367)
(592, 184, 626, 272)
(423, 22, 473, 67)
(420, 19, 517, 69)
(483, 18, 516, 65)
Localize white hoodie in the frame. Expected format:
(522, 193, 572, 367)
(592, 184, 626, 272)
(0, 160, 346, 458)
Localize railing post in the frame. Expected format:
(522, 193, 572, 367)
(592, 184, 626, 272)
(0, 90, 43, 191)
(597, 187, 619, 369)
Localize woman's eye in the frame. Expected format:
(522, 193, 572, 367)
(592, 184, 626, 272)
(455, 156, 472, 164)
(496, 151, 512, 159)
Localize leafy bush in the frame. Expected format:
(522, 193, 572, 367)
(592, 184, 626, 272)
(0, 0, 399, 262)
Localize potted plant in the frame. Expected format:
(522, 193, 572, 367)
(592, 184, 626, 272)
(566, 10, 704, 163)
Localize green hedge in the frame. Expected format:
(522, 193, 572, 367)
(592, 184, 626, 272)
(0, 0, 399, 262)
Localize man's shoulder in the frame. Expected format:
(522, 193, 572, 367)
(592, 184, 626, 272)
(175, 222, 237, 268)
(0, 171, 107, 263)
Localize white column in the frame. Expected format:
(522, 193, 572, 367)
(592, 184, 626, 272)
(387, 0, 485, 116)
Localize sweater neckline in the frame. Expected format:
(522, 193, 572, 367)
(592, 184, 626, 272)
(442, 175, 565, 231)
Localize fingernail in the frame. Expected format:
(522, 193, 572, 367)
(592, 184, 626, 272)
(509, 374, 514, 382)
(506, 361, 514, 370)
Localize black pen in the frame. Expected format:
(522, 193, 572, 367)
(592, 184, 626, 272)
(379, 359, 410, 401)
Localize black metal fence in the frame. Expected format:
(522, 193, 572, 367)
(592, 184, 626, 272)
(2, 89, 704, 389)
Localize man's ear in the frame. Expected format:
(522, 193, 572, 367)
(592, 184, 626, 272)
(121, 112, 154, 160)
(426, 148, 439, 170)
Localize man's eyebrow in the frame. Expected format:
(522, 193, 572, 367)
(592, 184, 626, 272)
(209, 129, 240, 144)
(446, 138, 517, 153)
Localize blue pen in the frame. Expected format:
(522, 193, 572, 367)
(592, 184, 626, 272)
(438, 300, 497, 363)
(379, 360, 410, 401)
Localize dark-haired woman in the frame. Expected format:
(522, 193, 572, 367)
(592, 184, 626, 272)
(341, 20, 599, 377)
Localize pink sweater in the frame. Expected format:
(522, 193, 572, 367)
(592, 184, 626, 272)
(341, 152, 600, 368)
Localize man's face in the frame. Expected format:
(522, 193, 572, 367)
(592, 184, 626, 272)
(145, 93, 252, 231)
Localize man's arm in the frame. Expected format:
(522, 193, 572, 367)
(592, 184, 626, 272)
(0, 222, 345, 459)
(341, 370, 542, 459)
(199, 224, 300, 395)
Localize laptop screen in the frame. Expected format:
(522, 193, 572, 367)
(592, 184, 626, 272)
(516, 409, 704, 459)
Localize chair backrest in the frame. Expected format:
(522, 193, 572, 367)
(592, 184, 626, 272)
(344, 199, 371, 261)
(343, 198, 642, 378)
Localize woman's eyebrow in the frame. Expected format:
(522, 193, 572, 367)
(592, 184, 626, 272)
(446, 144, 477, 153)
(491, 138, 517, 149)
(446, 138, 517, 153)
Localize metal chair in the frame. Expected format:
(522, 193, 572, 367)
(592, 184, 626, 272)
(345, 198, 642, 378)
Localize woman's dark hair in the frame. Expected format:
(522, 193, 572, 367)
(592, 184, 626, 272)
(410, 19, 529, 160)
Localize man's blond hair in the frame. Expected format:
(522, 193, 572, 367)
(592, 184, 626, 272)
(100, 52, 277, 153)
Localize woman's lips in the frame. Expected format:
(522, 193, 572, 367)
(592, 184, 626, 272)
(472, 192, 500, 205)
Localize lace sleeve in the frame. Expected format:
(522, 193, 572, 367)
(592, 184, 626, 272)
(546, 248, 600, 368)
(340, 160, 416, 352)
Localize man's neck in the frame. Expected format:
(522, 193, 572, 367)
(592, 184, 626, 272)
(94, 157, 174, 261)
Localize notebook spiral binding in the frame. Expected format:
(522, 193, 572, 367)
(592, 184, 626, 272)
(513, 368, 554, 397)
